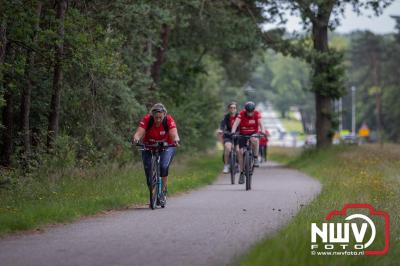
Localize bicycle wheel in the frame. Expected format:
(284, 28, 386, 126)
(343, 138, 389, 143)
(261, 146, 266, 163)
(149, 156, 159, 210)
(245, 151, 251, 190)
(265, 146, 268, 162)
(160, 183, 167, 208)
(230, 151, 236, 184)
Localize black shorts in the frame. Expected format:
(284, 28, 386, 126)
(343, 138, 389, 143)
(238, 135, 251, 149)
(223, 134, 238, 145)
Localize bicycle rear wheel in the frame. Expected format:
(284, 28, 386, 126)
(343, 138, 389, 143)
(245, 151, 251, 190)
(149, 156, 159, 210)
(229, 151, 236, 184)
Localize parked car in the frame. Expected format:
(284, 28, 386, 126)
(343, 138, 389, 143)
(341, 134, 358, 145)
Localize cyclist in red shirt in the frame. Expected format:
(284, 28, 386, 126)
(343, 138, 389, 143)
(132, 103, 180, 205)
(231, 101, 264, 184)
(259, 129, 269, 163)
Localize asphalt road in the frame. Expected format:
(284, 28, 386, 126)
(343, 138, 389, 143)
(0, 161, 321, 266)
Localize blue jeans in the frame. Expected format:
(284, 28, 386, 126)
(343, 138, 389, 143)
(141, 147, 176, 186)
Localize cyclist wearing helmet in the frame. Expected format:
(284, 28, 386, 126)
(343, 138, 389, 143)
(218, 102, 239, 173)
(132, 103, 180, 205)
(231, 101, 264, 184)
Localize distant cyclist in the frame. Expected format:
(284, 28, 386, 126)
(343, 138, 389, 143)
(231, 101, 264, 184)
(259, 129, 270, 163)
(132, 103, 180, 205)
(218, 102, 239, 173)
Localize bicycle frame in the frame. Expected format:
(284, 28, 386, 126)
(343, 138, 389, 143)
(229, 135, 239, 184)
(235, 133, 265, 190)
(222, 131, 239, 184)
(136, 142, 175, 209)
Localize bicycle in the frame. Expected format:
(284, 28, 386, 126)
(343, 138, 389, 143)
(222, 131, 239, 184)
(229, 134, 239, 184)
(237, 133, 265, 191)
(136, 141, 176, 210)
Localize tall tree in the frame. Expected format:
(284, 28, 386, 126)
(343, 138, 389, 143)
(20, 1, 42, 156)
(47, 0, 67, 149)
(151, 23, 171, 87)
(350, 31, 385, 143)
(262, 0, 393, 147)
(0, 20, 6, 66)
(1, 44, 15, 167)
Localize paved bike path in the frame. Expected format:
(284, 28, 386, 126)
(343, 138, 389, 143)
(0, 161, 321, 266)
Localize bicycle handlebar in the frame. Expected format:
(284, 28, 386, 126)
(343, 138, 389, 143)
(135, 141, 178, 150)
(229, 132, 266, 138)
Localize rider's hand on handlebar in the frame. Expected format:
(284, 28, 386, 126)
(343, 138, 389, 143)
(174, 140, 181, 147)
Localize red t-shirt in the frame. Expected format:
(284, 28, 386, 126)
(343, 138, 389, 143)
(139, 114, 177, 144)
(260, 130, 269, 145)
(238, 110, 261, 135)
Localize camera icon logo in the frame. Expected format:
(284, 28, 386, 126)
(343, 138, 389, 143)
(311, 203, 390, 256)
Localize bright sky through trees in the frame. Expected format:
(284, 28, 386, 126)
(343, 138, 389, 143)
(263, 0, 400, 34)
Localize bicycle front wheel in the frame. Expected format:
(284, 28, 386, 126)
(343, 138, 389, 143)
(230, 151, 236, 184)
(245, 151, 251, 190)
(149, 156, 159, 210)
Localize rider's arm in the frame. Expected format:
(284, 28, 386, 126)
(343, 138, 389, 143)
(217, 118, 225, 135)
(219, 118, 226, 132)
(231, 117, 241, 134)
(258, 119, 264, 134)
(169, 128, 180, 143)
(217, 119, 225, 144)
(133, 127, 145, 143)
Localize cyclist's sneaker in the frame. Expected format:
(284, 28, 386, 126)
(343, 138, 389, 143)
(254, 156, 260, 167)
(223, 164, 229, 174)
(239, 172, 245, 184)
(159, 193, 166, 206)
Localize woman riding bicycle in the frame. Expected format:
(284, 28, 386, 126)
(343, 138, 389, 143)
(217, 102, 239, 174)
(132, 103, 180, 205)
(231, 101, 264, 184)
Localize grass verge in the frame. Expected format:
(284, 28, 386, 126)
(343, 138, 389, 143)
(239, 145, 400, 266)
(0, 152, 221, 236)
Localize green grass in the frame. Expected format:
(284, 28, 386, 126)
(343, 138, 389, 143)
(0, 152, 221, 236)
(239, 145, 400, 266)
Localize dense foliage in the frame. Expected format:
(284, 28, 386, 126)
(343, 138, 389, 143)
(0, 0, 269, 170)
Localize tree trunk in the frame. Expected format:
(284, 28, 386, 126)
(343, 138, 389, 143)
(371, 52, 383, 146)
(0, 20, 6, 65)
(150, 24, 170, 86)
(299, 107, 313, 134)
(47, 0, 67, 150)
(376, 92, 383, 146)
(20, 2, 42, 156)
(1, 44, 14, 167)
(312, 21, 332, 147)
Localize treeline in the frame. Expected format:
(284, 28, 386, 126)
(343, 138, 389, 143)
(0, 1, 268, 170)
(247, 17, 400, 143)
(347, 23, 400, 143)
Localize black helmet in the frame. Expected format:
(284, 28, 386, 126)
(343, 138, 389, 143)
(244, 101, 256, 112)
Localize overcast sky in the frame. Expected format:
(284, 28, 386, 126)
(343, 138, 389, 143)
(263, 0, 400, 34)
